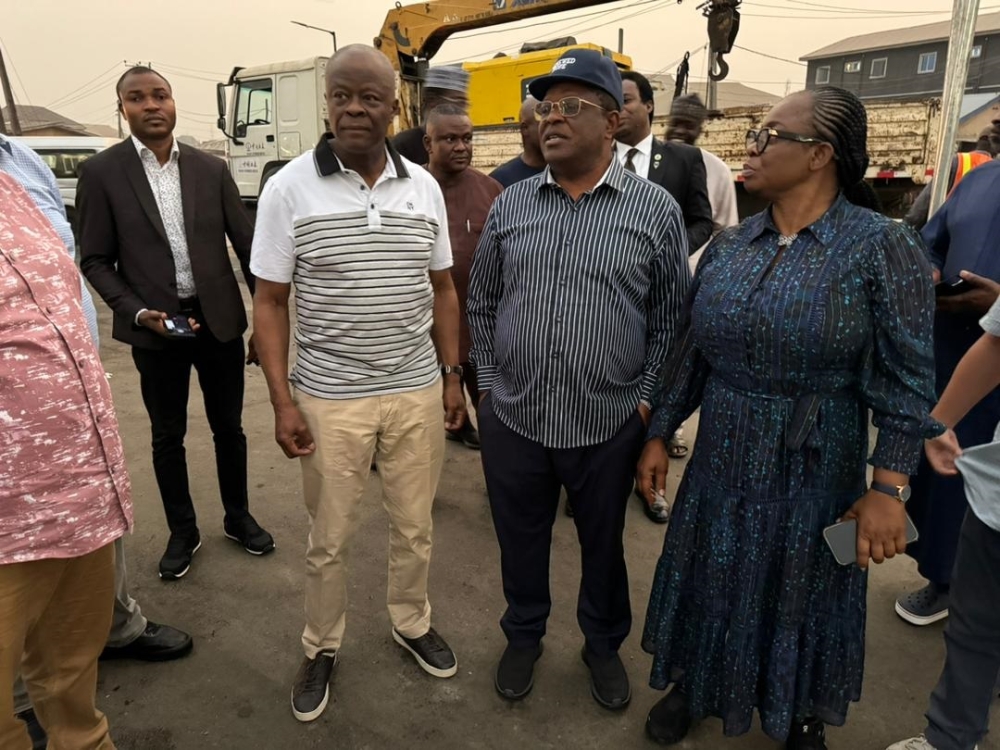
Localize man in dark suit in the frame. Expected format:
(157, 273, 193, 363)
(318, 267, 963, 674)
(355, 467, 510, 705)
(80, 66, 273, 581)
(615, 71, 713, 253)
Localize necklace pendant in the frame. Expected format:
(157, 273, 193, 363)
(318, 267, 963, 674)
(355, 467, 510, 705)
(777, 233, 798, 248)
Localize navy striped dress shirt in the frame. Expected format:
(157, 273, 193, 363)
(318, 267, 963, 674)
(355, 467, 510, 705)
(468, 156, 691, 449)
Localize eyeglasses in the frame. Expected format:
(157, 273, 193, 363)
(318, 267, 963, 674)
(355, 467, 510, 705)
(534, 97, 608, 121)
(746, 128, 828, 155)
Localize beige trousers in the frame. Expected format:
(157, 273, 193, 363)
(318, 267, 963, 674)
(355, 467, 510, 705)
(297, 381, 445, 658)
(0, 543, 116, 750)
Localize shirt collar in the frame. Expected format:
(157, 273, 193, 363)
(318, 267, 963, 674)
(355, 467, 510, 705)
(0, 134, 10, 155)
(313, 133, 410, 180)
(539, 154, 625, 194)
(615, 132, 653, 158)
(747, 193, 852, 248)
(132, 135, 179, 162)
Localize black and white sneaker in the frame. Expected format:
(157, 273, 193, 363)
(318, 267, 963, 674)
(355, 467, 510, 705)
(392, 627, 457, 678)
(224, 514, 275, 556)
(159, 531, 201, 580)
(786, 718, 828, 750)
(291, 651, 338, 723)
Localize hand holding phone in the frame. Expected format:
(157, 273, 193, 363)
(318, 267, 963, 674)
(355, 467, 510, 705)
(935, 275, 971, 297)
(163, 315, 197, 339)
(824, 515, 919, 566)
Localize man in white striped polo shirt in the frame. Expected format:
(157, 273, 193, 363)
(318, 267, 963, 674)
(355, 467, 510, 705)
(251, 45, 467, 723)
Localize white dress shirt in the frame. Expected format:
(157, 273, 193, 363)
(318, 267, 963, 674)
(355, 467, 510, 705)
(690, 147, 740, 272)
(132, 135, 196, 298)
(615, 133, 654, 180)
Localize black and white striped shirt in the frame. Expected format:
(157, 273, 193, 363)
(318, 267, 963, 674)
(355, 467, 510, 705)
(468, 157, 691, 449)
(250, 136, 452, 400)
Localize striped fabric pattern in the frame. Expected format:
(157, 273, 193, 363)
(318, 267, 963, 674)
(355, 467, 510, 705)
(250, 137, 452, 400)
(468, 157, 691, 449)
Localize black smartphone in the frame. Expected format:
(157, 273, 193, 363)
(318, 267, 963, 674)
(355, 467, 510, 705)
(823, 515, 920, 566)
(163, 315, 197, 339)
(935, 275, 971, 297)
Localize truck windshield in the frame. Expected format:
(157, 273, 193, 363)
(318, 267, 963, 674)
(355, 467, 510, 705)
(236, 79, 273, 133)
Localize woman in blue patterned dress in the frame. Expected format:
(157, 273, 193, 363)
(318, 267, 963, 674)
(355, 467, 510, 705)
(636, 87, 942, 749)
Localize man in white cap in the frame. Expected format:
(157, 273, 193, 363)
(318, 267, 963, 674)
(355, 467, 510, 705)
(393, 65, 471, 166)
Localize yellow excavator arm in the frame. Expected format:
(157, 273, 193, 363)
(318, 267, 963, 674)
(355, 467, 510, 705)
(375, 0, 637, 130)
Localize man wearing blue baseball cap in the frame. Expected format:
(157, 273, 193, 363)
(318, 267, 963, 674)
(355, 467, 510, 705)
(468, 48, 690, 711)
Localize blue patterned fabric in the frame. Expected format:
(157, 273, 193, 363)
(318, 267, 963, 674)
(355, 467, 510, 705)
(642, 195, 941, 741)
(0, 135, 99, 344)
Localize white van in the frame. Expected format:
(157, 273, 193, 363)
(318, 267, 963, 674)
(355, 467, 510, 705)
(14, 136, 120, 235)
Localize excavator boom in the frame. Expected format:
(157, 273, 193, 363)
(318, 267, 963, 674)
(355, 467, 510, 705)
(376, 0, 630, 72)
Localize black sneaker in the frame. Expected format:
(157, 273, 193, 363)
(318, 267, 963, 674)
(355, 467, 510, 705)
(786, 718, 827, 750)
(100, 622, 193, 662)
(291, 651, 338, 723)
(393, 627, 457, 678)
(582, 648, 631, 710)
(16, 708, 47, 750)
(159, 531, 201, 580)
(646, 685, 692, 745)
(224, 514, 275, 556)
(495, 643, 543, 700)
(447, 422, 481, 450)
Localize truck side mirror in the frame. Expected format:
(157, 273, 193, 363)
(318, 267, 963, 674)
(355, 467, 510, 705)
(216, 83, 227, 120)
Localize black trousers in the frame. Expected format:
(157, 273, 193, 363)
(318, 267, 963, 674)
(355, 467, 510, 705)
(478, 397, 646, 657)
(131, 312, 249, 536)
(925, 511, 1000, 750)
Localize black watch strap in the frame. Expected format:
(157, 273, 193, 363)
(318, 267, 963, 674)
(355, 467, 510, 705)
(871, 480, 910, 502)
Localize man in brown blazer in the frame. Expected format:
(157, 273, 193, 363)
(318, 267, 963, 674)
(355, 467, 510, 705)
(80, 66, 273, 581)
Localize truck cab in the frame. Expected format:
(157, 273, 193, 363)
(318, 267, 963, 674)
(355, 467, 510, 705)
(216, 57, 328, 205)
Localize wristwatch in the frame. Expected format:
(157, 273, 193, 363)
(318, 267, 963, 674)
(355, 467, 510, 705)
(871, 480, 912, 503)
(441, 365, 464, 377)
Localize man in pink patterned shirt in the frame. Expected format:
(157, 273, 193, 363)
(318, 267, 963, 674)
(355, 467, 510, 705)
(0, 170, 133, 750)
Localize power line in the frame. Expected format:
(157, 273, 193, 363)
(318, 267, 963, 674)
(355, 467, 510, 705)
(47, 62, 123, 109)
(0, 38, 30, 106)
(450, 0, 658, 41)
(782, 0, 1000, 14)
(733, 45, 807, 66)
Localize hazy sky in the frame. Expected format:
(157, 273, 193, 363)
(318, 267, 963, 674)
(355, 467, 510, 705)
(2, 0, 986, 140)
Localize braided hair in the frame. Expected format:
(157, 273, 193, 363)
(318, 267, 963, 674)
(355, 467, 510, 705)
(809, 86, 877, 210)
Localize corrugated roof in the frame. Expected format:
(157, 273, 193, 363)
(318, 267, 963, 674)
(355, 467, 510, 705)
(649, 75, 781, 111)
(801, 10, 1000, 61)
(2, 105, 87, 134)
(961, 92, 1000, 118)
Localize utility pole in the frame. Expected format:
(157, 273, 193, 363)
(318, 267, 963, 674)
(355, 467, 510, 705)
(0, 106, 7, 135)
(0, 46, 21, 135)
(618, 28, 624, 54)
(929, 0, 981, 218)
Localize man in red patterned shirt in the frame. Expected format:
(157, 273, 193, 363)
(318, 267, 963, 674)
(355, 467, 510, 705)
(0, 171, 133, 750)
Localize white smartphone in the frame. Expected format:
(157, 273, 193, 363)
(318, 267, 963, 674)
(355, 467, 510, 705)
(823, 515, 920, 566)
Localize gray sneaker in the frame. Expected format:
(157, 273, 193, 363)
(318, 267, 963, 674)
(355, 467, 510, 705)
(291, 651, 338, 722)
(886, 735, 977, 750)
(895, 583, 949, 626)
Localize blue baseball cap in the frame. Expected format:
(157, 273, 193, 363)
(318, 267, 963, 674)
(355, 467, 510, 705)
(528, 48, 624, 110)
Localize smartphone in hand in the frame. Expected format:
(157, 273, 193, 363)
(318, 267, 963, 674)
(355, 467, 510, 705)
(823, 515, 920, 566)
(935, 275, 971, 297)
(163, 315, 197, 339)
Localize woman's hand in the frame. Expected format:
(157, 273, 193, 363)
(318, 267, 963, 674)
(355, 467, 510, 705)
(925, 429, 962, 476)
(841, 490, 908, 569)
(636, 438, 670, 508)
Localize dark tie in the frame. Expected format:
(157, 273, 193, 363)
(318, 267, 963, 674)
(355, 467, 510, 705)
(624, 148, 639, 174)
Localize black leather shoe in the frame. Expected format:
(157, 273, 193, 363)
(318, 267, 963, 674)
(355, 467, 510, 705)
(635, 485, 669, 523)
(582, 648, 631, 710)
(495, 643, 543, 700)
(100, 622, 193, 662)
(291, 651, 338, 723)
(393, 627, 457, 678)
(224, 514, 275, 556)
(16, 708, 46, 750)
(646, 685, 692, 745)
(786, 718, 827, 750)
(446, 422, 481, 450)
(159, 531, 201, 580)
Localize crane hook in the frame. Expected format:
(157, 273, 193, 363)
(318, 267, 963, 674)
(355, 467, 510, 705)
(709, 52, 729, 81)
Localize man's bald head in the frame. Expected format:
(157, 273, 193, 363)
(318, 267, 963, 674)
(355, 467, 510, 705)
(325, 44, 396, 97)
(519, 96, 537, 127)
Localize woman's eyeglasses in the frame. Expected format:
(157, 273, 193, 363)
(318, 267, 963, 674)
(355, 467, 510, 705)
(746, 128, 828, 155)
(534, 97, 608, 121)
